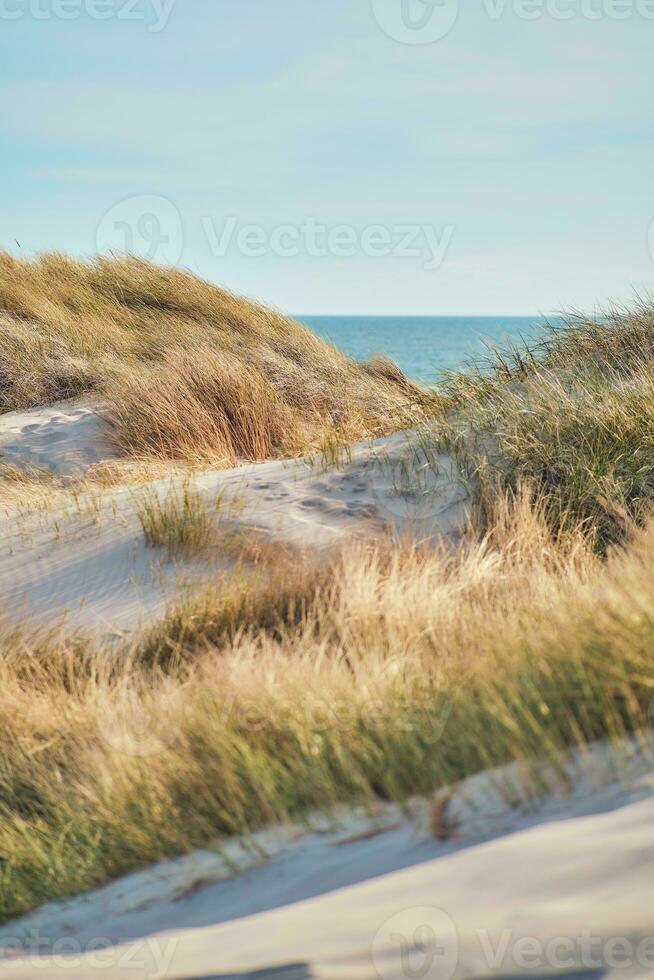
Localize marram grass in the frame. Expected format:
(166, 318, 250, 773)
(0, 252, 434, 464)
(1, 491, 653, 923)
(2, 265, 654, 925)
(436, 302, 654, 549)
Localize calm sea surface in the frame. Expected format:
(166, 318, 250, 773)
(300, 316, 554, 386)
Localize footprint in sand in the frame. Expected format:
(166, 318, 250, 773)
(346, 502, 378, 519)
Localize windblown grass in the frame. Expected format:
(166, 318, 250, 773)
(3, 271, 654, 926)
(0, 462, 63, 510)
(435, 302, 654, 549)
(134, 480, 212, 555)
(1, 490, 653, 923)
(0, 253, 432, 464)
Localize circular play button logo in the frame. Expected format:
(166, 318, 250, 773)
(372, 905, 459, 979)
(371, 0, 460, 44)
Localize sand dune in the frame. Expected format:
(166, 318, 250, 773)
(2, 399, 652, 980)
(0, 400, 468, 636)
(1, 741, 652, 979)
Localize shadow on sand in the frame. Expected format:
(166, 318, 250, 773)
(185, 967, 313, 980)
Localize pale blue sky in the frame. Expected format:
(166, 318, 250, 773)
(3, 0, 654, 313)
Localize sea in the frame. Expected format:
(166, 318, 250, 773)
(300, 316, 555, 387)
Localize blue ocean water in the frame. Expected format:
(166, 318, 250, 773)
(300, 316, 554, 386)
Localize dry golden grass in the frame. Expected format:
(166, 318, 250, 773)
(1, 489, 653, 922)
(0, 462, 63, 511)
(3, 267, 654, 928)
(0, 252, 433, 464)
(132, 479, 246, 558)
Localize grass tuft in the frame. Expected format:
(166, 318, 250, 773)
(133, 481, 212, 555)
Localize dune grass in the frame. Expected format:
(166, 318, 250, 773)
(432, 302, 654, 549)
(2, 282, 654, 924)
(0, 252, 432, 464)
(1, 490, 654, 923)
(133, 479, 247, 557)
(134, 480, 212, 555)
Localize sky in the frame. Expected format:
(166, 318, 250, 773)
(2, 0, 654, 314)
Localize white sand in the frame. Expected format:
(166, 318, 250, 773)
(1, 740, 652, 979)
(0, 401, 468, 636)
(0, 398, 121, 478)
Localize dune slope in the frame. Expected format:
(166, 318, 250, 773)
(0, 253, 434, 464)
(2, 742, 652, 979)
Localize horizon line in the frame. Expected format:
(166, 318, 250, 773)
(293, 312, 557, 319)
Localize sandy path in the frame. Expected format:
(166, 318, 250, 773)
(0, 403, 469, 636)
(1, 742, 652, 979)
